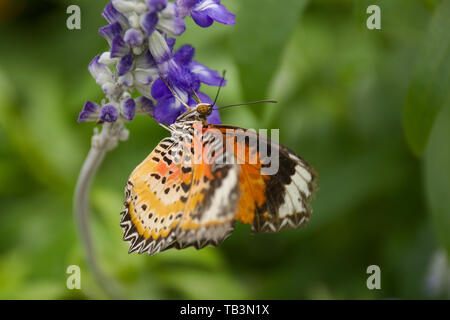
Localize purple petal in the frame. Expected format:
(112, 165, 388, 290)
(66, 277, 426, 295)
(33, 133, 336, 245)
(110, 35, 130, 58)
(196, 92, 221, 124)
(135, 50, 157, 69)
(187, 95, 198, 109)
(121, 98, 136, 121)
(153, 95, 187, 124)
(134, 69, 158, 86)
(206, 108, 221, 124)
(176, 0, 199, 18)
(124, 28, 144, 47)
(166, 37, 176, 52)
(148, 31, 172, 64)
(102, 2, 128, 25)
(190, 0, 235, 27)
(118, 72, 134, 87)
(158, 16, 186, 36)
(88, 55, 113, 84)
(99, 105, 118, 122)
(174, 45, 195, 66)
(99, 22, 123, 44)
(169, 65, 198, 91)
(151, 78, 171, 99)
(141, 12, 159, 36)
(203, 3, 235, 26)
(146, 0, 167, 12)
(117, 54, 134, 76)
(78, 101, 100, 122)
(191, 9, 213, 27)
(135, 96, 155, 115)
(189, 61, 225, 86)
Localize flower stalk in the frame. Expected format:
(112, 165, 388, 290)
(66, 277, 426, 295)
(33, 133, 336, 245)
(74, 122, 128, 298)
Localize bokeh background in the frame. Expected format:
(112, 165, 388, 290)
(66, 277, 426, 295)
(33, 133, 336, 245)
(0, 0, 449, 299)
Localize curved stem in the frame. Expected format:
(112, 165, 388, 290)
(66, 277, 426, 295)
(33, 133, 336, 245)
(74, 123, 127, 299)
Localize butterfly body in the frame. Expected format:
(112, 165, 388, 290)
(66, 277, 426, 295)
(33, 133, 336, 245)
(121, 104, 317, 255)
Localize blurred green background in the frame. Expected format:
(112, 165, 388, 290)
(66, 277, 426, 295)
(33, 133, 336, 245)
(0, 0, 449, 299)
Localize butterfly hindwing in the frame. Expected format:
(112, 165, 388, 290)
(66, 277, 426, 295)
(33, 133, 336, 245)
(215, 125, 317, 233)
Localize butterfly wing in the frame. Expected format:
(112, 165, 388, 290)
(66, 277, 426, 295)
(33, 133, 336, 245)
(215, 125, 318, 233)
(175, 123, 240, 249)
(121, 137, 193, 255)
(122, 122, 317, 255)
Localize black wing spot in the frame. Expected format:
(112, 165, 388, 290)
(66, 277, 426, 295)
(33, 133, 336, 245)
(163, 156, 173, 165)
(181, 182, 191, 193)
(150, 173, 161, 180)
(182, 166, 192, 173)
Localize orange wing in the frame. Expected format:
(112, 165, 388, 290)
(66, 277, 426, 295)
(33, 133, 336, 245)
(213, 125, 318, 233)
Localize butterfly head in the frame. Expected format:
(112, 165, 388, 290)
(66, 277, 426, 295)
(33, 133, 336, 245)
(175, 102, 213, 124)
(196, 103, 213, 117)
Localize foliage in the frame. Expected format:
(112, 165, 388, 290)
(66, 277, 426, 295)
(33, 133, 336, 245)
(0, 0, 448, 299)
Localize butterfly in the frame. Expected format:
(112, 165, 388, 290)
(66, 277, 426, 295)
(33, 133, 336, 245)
(120, 93, 318, 255)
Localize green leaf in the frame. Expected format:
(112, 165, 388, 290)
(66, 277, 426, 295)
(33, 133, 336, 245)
(230, 0, 309, 103)
(424, 103, 450, 254)
(403, 0, 450, 156)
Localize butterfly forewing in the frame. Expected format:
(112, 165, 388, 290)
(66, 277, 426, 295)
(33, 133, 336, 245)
(121, 137, 193, 254)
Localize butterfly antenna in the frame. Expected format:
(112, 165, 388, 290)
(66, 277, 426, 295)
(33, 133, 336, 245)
(160, 75, 192, 111)
(190, 87, 201, 104)
(215, 99, 278, 111)
(213, 70, 226, 106)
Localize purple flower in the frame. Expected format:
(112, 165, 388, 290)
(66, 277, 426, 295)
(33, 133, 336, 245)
(135, 96, 155, 116)
(121, 98, 136, 121)
(79, 0, 234, 125)
(102, 2, 128, 26)
(146, 0, 167, 12)
(150, 44, 225, 124)
(138, 1, 185, 36)
(189, 61, 224, 86)
(111, 35, 130, 58)
(117, 54, 134, 76)
(153, 95, 190, 124)
(99, 105, 119, 122)
(124, 28, 144, 47)
(78, 101, 100, 122)
(141, 12, 159, 36)
(99, 22, 123, 44)
(177, 0, 235, 28)
(156, 2, 186, 36)
(89, 55, 114, 86)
